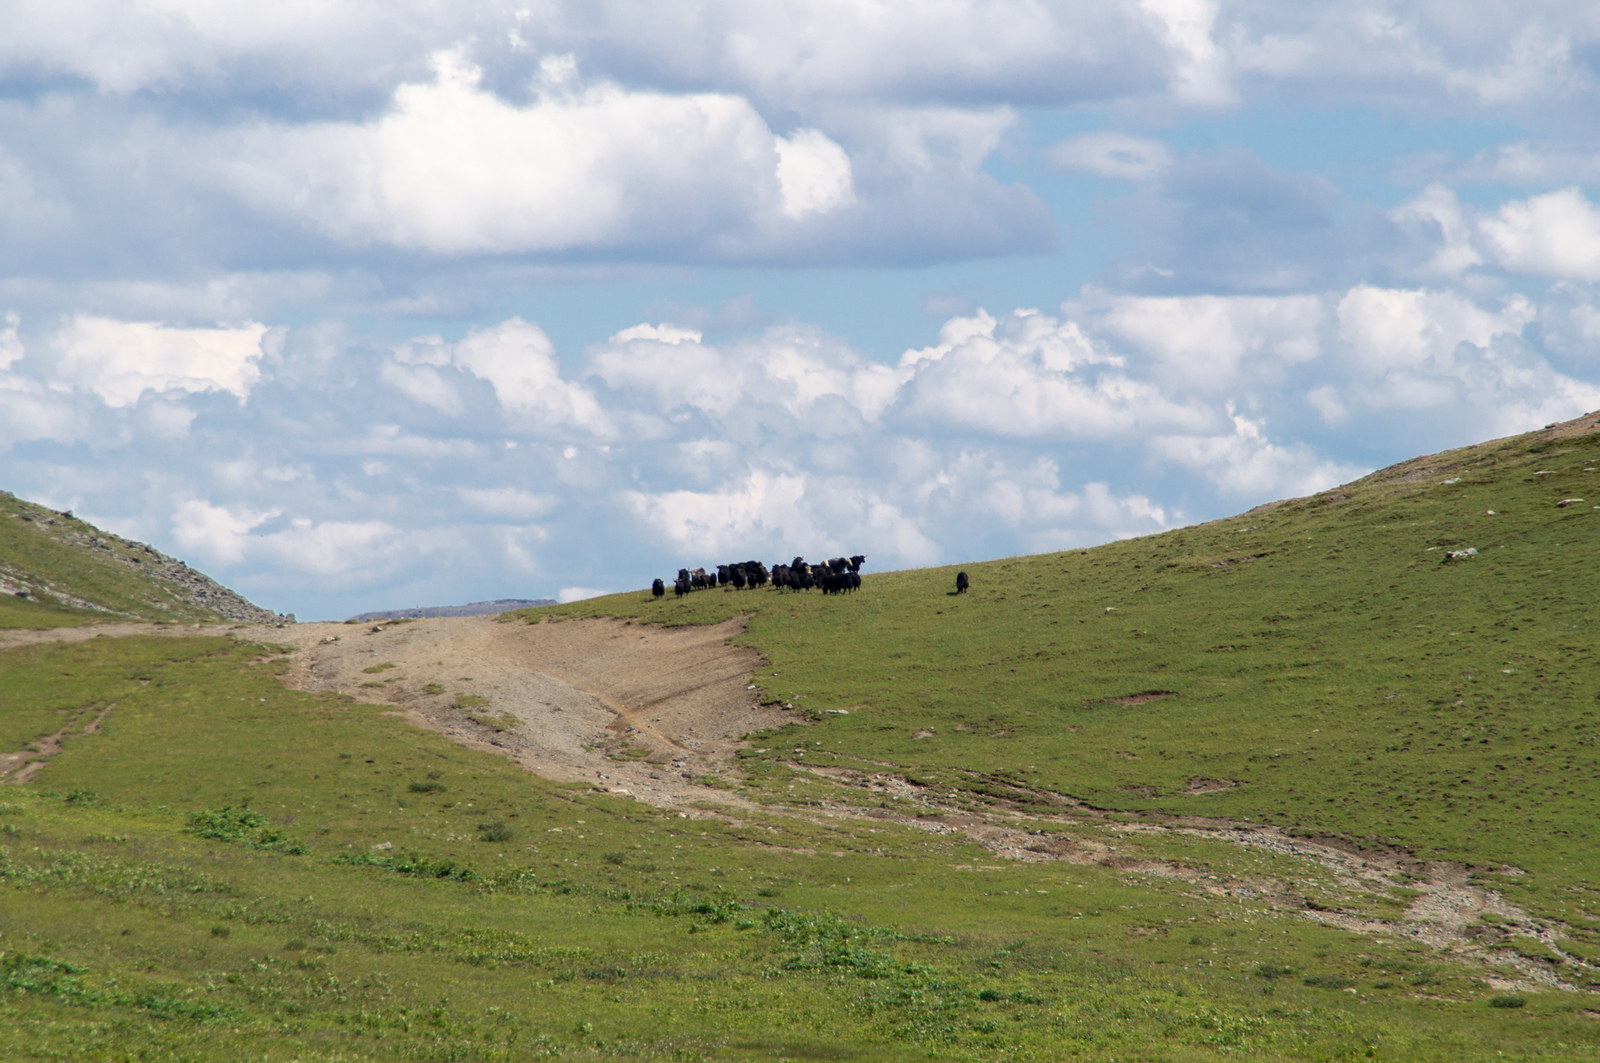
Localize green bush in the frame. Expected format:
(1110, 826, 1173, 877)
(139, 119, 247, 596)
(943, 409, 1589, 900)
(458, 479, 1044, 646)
(1303, 974, 1356, 990)
(1488, 995, 1526, 1008)
(407, 780, 446, 793)
(478, 820, 514, 843)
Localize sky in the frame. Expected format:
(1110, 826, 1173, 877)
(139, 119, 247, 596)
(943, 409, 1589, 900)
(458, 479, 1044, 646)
(4, 2, 1600, 620)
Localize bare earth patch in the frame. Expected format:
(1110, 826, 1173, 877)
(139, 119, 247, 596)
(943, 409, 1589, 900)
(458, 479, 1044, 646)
(232, 614, 796, 812)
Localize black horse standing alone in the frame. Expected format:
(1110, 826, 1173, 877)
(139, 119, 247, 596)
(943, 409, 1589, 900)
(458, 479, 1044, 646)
(955, 571, 969, 593)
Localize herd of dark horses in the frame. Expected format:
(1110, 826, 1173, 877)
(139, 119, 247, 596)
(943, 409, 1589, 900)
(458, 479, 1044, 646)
(652, 555, 867, 599)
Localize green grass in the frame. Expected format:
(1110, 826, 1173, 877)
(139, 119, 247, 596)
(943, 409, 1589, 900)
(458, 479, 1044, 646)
(6, 422, 1600, 1057)
(531, 426, 1600, 931)
(4, 633, 1595, 1058)
(0, 491, 225, 626)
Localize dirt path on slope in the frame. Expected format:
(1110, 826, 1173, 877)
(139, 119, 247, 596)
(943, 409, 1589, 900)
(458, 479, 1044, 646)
(232, 614, 796, 809)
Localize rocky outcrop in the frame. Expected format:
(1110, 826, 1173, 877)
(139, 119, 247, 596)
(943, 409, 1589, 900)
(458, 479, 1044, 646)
(1, 494, 291, 625)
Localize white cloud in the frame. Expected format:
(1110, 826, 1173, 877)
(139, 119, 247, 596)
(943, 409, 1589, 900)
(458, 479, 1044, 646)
(1336, 286, 1532, 374)
(623, 469, 820, 558)
(558, 586, 610, 603)
(380, 361, 463, 415)
(1045, 132, 1173, 180)
(1388, 184, 1483, 277)
(589, 321, 909, 427)
(173, 497, 424, 582)
(171, 499, 282, 566)
(1080, 292, 1323, 387)
(221, 48, 800, 255)
(0, 373, 88, 450)
(49, 315, 268, 407)
(1479, 188, 1600, 282)
(1141, 0, 1233, 106)
(1150, 407, 1368, 498)
(899, 308, 1207, 437)
(775, 128, 856, 218)
(609, 323, 702, 345)
(450, 318, 612, 435)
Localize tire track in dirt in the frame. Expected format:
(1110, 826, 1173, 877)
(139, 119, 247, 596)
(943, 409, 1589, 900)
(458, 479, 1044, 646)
(0, 701, 116, 784)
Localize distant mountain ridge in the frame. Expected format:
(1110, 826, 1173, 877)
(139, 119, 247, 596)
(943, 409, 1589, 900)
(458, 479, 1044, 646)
(0, 491, 288, 626)
(348, 599, 556, 621)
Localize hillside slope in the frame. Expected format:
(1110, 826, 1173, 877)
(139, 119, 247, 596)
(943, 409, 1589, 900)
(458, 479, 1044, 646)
(0, 491, 287, 627)
(537, 410, 1600, 937)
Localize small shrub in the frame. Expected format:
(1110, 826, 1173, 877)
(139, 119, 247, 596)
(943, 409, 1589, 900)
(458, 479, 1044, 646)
(1489, 995, 1526, 1008)
(422, 683, 446, 695)
(210, 926, 230, 938)
(361, 662, 397, 674)
(189, 806, 267, 842)
(1255, 964, 1293, 980)
(407, 781, 446, 793)
(188, 806, 305, 853)
(64, 789, 97, 805)
(0, 802, 24, 816)
(604, 851, 628, 865)
(455, 694, 491, 708)
(1303, 974, 1355, 990)
(478, 820, 514, 843)
(977, 988, 1002, 1002)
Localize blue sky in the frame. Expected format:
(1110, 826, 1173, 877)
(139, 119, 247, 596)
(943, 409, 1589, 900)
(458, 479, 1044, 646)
(4, 1, 1600, 619)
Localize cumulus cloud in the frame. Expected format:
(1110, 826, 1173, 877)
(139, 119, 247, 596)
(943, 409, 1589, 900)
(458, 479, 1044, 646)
(1387, 184, 1483, 278)
(1478, 188, 1600, 281)
(172, 498, 423, 582)
(898, 308, 1207, 437)
(1150, 407, 1368, 498)
(222, 48, 803, 255)
(451, 319, 612, 435)
(623, 469, 940, 566)
(588, 321, 908, 430)
(49, 315, 269, 407)
(1077, 291, 1323, 387)
(1336, 286, 1533, 375)
(775, 128, 856, 217)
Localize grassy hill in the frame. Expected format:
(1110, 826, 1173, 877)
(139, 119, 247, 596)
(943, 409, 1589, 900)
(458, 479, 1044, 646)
(540, 411, 1600, 932)
(3, 416, 1600, 1060)
(0, 491, 284, 627)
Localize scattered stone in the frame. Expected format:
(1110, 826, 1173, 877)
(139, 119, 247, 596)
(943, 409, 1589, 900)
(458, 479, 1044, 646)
(1557, 498, 1585, 507)
(1442, 547, 1478, 562)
